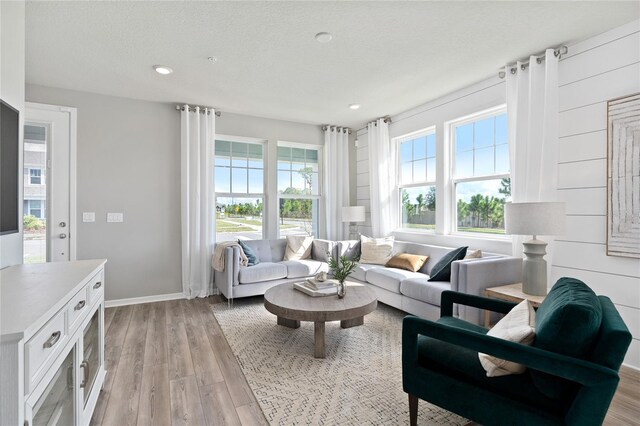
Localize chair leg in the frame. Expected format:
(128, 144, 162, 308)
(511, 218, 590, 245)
(408, 393, 418, 426)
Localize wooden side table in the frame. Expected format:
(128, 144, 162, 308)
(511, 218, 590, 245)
(484, 283, 546, 327)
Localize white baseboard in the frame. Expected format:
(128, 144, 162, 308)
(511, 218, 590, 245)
(105, 292, 184, 308)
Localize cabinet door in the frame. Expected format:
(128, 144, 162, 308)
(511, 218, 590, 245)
(29, 347, 75, 426)
(80, 308, 100, 406)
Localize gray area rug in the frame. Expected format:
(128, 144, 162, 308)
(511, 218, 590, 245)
(212, 297, 468, 425)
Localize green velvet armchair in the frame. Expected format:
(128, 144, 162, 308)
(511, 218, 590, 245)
(402, 278, 631, 426)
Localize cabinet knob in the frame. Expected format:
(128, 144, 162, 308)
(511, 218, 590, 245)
(75, 300, 86, 311)
(93, 281, 102, 290)
(59, 233, 67, 239)
(43, 331, 62, 349)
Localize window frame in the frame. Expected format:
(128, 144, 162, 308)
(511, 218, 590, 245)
(214, 135, 267, 241)
(276, 140, 323, 238)
(447, 105, 510, 238)
(395, 127, 437, 233)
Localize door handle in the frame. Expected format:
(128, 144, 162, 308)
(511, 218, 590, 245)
(80, 360, 89, 388)
(59, 233, 67, 239)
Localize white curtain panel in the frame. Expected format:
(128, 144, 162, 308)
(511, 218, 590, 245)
(180, 105, 216, 298)
(506, 49, 560, 260)
(368, 118, 398, 237)
(324, 126, 350, 240)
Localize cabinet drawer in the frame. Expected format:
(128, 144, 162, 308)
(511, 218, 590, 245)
(25, 308, 68, 394)
(88, 270, 104, 304)
(67, 286, 90, 331)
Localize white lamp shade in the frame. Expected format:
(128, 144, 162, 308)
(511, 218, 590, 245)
(342, 206, 366, 223)
(504, 202, 565, 236)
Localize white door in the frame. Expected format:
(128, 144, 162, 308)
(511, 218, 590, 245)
(23, 103, 76, 262)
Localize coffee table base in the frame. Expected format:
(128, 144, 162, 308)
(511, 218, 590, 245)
(276, 315, 365, 358)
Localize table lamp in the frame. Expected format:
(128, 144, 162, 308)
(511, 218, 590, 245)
(342, 206, 366, 240)
(504, 202, 565, 296)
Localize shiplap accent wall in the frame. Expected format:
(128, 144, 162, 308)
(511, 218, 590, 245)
(552, 20, 640, 368)
(354, 19, 640, 368)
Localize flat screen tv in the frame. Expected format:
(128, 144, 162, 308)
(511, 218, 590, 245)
(1, 99, 20, 235)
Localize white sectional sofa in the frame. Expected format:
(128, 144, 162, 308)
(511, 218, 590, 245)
(213, 238, 522, 325)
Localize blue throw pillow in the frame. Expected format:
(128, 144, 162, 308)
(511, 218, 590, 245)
(238, 240, 260, 266)
(427, 246, 468, 282)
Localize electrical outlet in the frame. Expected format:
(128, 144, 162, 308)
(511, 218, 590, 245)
(82, 212, 95, 222)
(107, 213, 124, 223)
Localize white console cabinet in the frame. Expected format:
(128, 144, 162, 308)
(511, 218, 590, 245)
(1, 259, 107, 426)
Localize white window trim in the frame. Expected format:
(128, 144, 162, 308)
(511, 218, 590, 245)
(28, 167, 44, 185)
(447, 104, 511, 239)
(214, 136, 268, 240)
(395, 126, 437, 233)
(276, 141, 324, 238)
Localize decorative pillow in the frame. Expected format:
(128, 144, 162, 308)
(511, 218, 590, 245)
(359, 235, 394, 265)
(530, 277, 603, 399)
(311, 239, 333, 263)
(238, 240, 260, 266)
(386, 253, 429, 272)
(479, 300, 536, 377)
(427, 247, 468, 282)
(464, 249, 482, 259)
(284, 235, 313, 261)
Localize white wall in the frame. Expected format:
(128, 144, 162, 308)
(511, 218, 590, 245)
(552, 20, 640, 368)
(0, 1, 25, 269)
(355, 19, 640, 367)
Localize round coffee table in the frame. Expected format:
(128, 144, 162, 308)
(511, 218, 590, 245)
(264, 282, 377, 358)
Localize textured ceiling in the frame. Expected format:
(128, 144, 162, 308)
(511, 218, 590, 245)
(25, 1, 639, 128)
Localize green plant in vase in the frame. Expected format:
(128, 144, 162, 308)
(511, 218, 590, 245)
(327, 254, 359, 298)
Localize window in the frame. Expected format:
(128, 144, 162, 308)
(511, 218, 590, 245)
(29, 168, 42, 185)
(277, 144, 321, 237)
(451, 108, 510, 235)
(214, 139, 265, 242)
(27, 200, 44, 219)
(397, 130, 436, 231)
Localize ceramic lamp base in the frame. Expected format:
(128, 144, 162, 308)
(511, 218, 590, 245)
(522, 239, 548, 296)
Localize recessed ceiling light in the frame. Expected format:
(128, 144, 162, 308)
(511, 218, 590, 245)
(315, 32, 333, 43)
(208, 56, 218, 63)
(153, 65, 173, 75)
(349, 104, 360, 110)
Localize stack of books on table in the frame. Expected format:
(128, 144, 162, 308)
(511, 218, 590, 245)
(293, 278, 339, 297)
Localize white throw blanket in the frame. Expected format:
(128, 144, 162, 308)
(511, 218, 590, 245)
(212, 241, 249, 272)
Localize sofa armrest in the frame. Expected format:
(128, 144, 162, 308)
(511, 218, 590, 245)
(450, 257, 523, 324)
(213, 247, 241, 299)
(402, 315, 619, 387)
(440, 290, 517, 318)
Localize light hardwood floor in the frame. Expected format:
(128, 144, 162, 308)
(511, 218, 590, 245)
(93, 297, 639, 426)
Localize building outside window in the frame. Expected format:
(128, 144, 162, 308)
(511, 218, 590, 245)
(277, 144, 321, 237)
(397, 129, 437, 231)
(450, 107, 510, 235)
(214, 139, 265, 242)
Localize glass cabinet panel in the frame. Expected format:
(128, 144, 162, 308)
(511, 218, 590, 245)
(82, 310, 100, 406)
(32, 349, 74, 426)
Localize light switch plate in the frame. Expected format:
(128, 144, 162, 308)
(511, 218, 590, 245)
(107, 212, 124, 223)
(82, 212, 95, 222)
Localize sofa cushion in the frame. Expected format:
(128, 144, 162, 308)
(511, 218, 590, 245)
(386, 253, 429, 272)
(366, 267, 424, 294)
(531, 277, 603, 400)
(400, 278, 450, 306)
(428, 246, 468, 282)
(238, 262, 287, 284)
(280, 260, 329, 279)
(311, 239, 334, 262)
(350, 264, 382, 282)
(360, 235, 395, 265)
(417, 316, 564, 416)
(284, 235, 313, 260)
(238, 239, 260, 266)
(242, 239, 287, 263)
